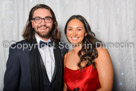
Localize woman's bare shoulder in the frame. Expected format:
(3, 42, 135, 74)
(96, 47, 108, 53)
(95, 47, 111, 63)
(96, 47, 110, 57)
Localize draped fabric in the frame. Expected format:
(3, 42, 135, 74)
(64, 65, 100, 91)
(0, 0, 136, 91)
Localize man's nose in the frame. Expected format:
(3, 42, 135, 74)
(41, 19, 46, 25)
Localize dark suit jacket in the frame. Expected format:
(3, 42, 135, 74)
(4, 40, 68, 91)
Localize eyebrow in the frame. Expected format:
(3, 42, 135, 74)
(33, 16, 52, 18)
(67, 26, 83, 28)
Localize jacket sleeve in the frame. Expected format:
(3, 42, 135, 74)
(3, 45, 21, 91)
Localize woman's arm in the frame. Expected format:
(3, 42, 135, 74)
(95, 47, 113, 91)
(63, 83, 67, 91)
(63, 53, 68, 91)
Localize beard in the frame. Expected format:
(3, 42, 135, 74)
(35, 25, 52, 38)
(35, 31, 51, 38)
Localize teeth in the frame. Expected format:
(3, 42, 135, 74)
(39, 26, 47, 29)
(41, 27, 46, 29)
(72, 37, 78, 40)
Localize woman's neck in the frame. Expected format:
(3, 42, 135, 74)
(72, 44, 82, 53)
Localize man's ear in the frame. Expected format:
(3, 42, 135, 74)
(32, 21, 35, 28)
(85, 33, 87, 36)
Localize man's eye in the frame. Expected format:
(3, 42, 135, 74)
(35, 17, 41, 20)
(46, 18, 51, 21)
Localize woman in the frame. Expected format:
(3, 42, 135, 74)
(63, 15, 113, 91)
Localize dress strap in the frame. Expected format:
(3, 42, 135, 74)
(64, 52, 68, 67)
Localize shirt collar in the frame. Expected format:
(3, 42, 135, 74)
(35, 35, 51, 46)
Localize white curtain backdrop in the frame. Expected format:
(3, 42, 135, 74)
(0, 0, 136, 91)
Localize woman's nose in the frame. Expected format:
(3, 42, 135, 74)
(73, 30, 77, 36)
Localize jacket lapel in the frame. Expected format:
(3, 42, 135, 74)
(39, 52, 51, 84)
(29, 39, 44, 91)
(51, 44, 62, 83)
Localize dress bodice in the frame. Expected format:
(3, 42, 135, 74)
(64, 64, 100, 91)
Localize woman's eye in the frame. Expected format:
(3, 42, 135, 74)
(77, 29, 81, 31)
(68, 28, 72, 31)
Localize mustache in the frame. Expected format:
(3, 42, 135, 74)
(38, 25, 49, 29)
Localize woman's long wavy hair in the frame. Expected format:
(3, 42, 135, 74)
(23, 4, 60, 44)
(64, 15, 101, 69)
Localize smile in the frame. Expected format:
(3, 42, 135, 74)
(38, 26, 48, 31)
(71, 37, 79, 41)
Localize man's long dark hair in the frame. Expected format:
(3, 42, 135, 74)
(22, 4, 60, 44)
(64, 15, 101, 68)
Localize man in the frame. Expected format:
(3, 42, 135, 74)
(4, 4, 68, 91)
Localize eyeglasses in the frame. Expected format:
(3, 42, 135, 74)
(32, 16, 53, 24)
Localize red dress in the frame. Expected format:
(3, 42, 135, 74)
(64, 64, 100, 91)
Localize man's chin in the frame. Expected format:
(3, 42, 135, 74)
(39, 34, 48, 38)
(35, 31, 51, 38)
(38, 33, 50, 38)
